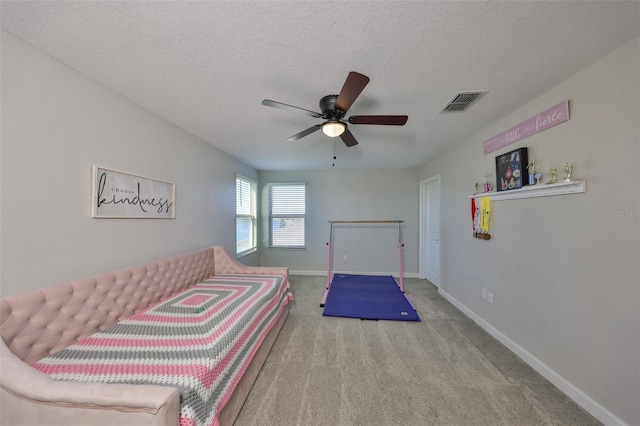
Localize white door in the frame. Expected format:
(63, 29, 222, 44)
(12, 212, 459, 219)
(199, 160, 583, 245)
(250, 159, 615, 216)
(420, 176, 440, 287)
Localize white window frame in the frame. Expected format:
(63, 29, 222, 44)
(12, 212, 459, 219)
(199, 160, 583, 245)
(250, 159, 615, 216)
(236, 175, 257, 256)
(268, 183, 306, 249)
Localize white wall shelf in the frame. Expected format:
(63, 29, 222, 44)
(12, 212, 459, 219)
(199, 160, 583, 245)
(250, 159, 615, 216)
(469, 180, 586, 201)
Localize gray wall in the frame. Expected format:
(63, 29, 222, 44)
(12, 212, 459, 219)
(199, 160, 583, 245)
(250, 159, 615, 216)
(418, 37, 639, 426)
(258, 169, 419, 276)
(0, 31, 258, 297)
(2, 26, 638, 426)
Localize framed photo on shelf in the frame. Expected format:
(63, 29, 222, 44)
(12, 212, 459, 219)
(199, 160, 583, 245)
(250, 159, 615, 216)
(495, 147, 528, 192)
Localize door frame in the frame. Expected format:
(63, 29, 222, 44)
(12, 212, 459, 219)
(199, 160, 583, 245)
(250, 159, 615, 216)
(419, 175, 441, 285)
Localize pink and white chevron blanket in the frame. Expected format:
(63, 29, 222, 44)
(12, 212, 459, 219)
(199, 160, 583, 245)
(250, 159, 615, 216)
(33, 274, 289, 426)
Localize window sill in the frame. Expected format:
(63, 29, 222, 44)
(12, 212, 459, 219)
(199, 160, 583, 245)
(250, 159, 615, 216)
(268, 246, 307, 250)
(236, 247, 257, 258)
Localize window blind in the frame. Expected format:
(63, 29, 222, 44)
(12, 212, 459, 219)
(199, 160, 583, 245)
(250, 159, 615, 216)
(236, 176, 257, 255)
(269, 183, 306, 248)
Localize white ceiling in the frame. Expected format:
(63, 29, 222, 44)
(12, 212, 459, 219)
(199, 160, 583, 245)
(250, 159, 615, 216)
(2, 1, 639, 171)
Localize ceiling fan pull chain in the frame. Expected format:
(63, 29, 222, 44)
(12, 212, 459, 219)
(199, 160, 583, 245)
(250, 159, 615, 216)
(332, 139, 337, 167)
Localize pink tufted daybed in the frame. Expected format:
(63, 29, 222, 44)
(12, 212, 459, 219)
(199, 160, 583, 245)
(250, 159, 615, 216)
(0, 246, 290, 426)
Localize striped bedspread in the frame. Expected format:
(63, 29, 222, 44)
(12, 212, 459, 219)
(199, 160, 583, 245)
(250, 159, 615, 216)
(33, 274, 289, 426)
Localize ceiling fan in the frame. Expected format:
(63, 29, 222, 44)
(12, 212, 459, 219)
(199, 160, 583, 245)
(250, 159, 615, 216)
(262, 71, 408, 147)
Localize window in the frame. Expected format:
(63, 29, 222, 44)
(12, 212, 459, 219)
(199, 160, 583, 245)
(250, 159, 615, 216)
(236, 175, 257, 256)
(269, 183, 306, 248)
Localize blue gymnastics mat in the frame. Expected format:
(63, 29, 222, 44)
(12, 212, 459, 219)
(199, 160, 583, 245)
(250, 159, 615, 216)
(322, 274, 421, 322)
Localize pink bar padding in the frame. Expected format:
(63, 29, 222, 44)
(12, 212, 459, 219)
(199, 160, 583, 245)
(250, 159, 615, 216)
(397, 243, 404, 293)
(326, 242, 333, 290)
(320, 288, 330, 306)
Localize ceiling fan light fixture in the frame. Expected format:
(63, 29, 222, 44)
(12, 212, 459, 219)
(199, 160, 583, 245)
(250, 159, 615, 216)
(322, 121, 346, 137)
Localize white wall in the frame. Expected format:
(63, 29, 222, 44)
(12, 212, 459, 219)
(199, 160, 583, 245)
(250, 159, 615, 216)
(0, 31, 258, 297)
(418, 37, 639, 426)
(258, 168, 419, 276)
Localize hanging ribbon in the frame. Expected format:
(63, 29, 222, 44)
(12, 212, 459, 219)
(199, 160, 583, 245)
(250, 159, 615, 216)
(471, 198, 477, 231)
(480, 196, 491, 232)
(471, 196, 492, 240)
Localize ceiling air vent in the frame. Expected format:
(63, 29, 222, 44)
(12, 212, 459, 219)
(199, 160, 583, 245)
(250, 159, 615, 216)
(440, 90, 488, 113)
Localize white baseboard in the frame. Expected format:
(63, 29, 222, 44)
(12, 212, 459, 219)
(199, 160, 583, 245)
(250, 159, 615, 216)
(289, 270, 327, 276)
(438, 288, 627, 426)
(290, 270, 420, 278)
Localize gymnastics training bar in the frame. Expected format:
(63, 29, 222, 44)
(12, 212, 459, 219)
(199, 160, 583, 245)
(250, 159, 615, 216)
(321, 220, 405, 307)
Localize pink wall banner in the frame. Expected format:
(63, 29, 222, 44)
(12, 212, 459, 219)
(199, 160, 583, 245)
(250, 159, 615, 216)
(483, 100, 569, 154)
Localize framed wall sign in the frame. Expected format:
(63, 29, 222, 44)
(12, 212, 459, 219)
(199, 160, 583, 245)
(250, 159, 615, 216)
(495, 148, 528, 192)
(483, 101, 569, 154)
(91, 165, 175, 218)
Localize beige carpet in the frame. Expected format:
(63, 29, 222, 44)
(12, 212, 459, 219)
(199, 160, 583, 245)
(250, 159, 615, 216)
(234, 276, 601, 426)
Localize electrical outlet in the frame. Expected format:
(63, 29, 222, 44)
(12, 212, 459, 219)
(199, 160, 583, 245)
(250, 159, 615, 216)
(487, 291, 494, 304)
(482, 288, 488, 300)
(343, 254, 348, 262)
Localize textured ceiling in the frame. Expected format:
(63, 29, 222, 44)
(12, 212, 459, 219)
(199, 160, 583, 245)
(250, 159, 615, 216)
(2, 1, 639, 171)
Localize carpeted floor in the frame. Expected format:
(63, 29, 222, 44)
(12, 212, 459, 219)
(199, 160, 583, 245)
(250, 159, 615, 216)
(234, 276, 601, 426)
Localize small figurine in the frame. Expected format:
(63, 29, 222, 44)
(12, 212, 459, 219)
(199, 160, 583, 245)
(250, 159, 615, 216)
(547, 166, 558, 184)
(562, 162, 573, 182)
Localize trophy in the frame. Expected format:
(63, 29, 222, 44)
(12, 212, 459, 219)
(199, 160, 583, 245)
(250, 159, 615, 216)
(547, 166, 558, 184)
(483, 173, 493, 192)
(562, 162, 573, 182)
(526, 158, 537, 185)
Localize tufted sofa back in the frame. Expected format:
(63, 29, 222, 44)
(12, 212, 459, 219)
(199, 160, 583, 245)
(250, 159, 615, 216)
(0, 247, 216, 365)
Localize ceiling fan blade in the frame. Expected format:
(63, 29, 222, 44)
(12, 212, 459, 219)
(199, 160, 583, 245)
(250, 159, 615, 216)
(340, 129, 359, 147)
(348, 115, 408, 125)
(262, 99, 322, 118)
(287, 124, 323, 141)
(334, 72, 370, 112)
